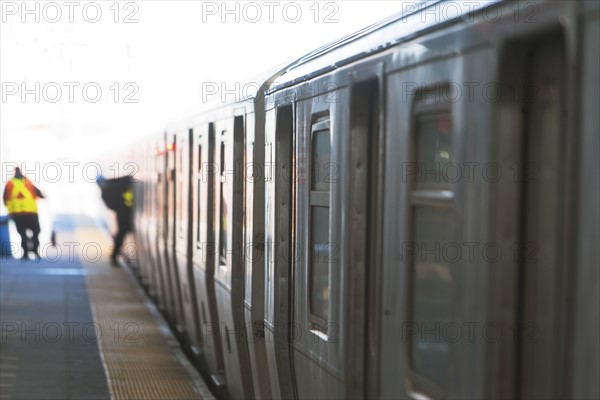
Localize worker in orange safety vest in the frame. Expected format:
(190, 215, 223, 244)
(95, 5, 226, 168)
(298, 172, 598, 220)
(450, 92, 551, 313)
(3, 167, 46, 260)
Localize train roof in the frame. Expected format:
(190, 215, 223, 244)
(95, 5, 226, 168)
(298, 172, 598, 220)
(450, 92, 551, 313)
(267, 0, 502, 92)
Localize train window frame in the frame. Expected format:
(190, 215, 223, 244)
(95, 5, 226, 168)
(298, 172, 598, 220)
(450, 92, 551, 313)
(219, 133, 228, 267)
(197, 142, 202, 244)
(406, 90, 455, 399)
(178, 135, 184, 237)
(200, 122, 216, 256)
(308, 115, 332, 334)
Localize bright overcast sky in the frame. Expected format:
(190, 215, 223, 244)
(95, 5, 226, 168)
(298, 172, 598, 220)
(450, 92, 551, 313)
(0, 1, 407, 219)
(1, 1, 407, 160)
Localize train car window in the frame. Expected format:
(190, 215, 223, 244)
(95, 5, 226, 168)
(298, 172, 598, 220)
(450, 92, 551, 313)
(309, 117, 331, 330)
(416, 113, 453, 190)
(310, 205, 330, 323)
(312, 129, 332, 192)
(219, 139, 228, 265)
(410, 205, 452, 387)
(408, 105, 455, 396)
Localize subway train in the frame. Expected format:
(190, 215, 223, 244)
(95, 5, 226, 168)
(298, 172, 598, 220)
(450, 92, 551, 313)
(126, 1, 599, 399)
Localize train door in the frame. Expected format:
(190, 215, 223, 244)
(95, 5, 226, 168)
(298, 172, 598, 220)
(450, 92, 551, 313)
(345, 66, 383, 399)
(379, 47, 469, 398)
(156, 134, 175, 322)
(176, 129, 201, 350)
(145, 145, 159, 301)
(492, 31, 572, 399)
(214, 115, 254, 399)
(572, 8, 600, 398)
(265, 102, 296, 400)
(290, 79, 348, 399)
(243, 108, 272, 400)
(139, 144, 153, 294)
(149, 145, 164, 303)
(192, 123, 227, 387)
(166, 132, 186, 333)
(142, 148, 153, 288)
(131, 146, 146, 283)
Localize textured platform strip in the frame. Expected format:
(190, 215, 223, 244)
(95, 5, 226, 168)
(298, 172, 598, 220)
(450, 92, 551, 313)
(74, 218, 214, 400)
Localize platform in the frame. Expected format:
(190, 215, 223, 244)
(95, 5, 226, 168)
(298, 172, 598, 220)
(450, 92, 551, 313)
(0, 215, 214, 400)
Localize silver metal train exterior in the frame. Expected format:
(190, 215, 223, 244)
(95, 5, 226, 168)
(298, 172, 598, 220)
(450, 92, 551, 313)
(128, 1, 599, 399)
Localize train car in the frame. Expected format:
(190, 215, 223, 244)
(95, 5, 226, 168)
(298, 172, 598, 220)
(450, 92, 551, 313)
(131, 1, 599, 399)
(147, 75, 276, 397)
(263, 1, 599, 399)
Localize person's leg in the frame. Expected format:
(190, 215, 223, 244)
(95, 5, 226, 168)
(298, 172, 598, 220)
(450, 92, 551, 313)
(121, 210, 133, 261)
(11, 215, 29, 259)
(112, 229, 125, 265)
(29, 214, 41, 260)
(111, 212, 127, 265)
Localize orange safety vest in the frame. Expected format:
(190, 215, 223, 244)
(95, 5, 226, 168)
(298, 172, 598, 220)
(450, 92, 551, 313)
(4, 178, 39, 214)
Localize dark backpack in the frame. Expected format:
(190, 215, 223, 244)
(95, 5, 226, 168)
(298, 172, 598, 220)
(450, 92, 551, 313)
(98, 176, 132, 211)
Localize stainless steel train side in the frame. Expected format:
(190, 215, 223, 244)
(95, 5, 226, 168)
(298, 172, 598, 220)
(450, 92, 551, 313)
(263, 1, 599, 399)
(130, 1, 599, 399)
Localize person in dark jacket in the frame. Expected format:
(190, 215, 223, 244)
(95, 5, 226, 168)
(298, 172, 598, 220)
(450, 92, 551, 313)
(3, 167, 46, 260)
(96, 175, 133, 266)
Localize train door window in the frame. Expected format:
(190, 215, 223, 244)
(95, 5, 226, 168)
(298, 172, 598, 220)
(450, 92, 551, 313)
(275, 104, 294, 271)
(309, 116, 331, 331)
(197, 143, 202, 243)
(219, 137, 228, 265)
(416, 113, 453, 190)
(168, 138, 175, 226)
(178, 137, 184, 236)
(233, 115, 245, 245)
(408, 94, 454, 397)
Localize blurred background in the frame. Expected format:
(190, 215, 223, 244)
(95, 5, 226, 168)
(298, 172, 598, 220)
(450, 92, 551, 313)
(1, 0, 406, 244)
